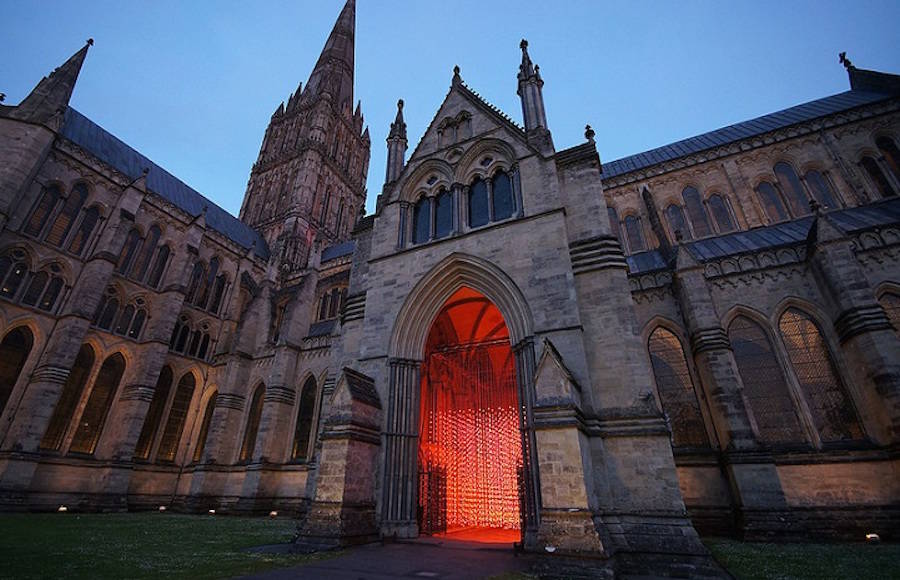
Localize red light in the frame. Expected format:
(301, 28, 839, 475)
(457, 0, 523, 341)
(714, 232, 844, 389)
(418, 288, 523, 537)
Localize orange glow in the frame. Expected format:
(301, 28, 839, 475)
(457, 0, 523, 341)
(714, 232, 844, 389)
(418, 288, 523, 538)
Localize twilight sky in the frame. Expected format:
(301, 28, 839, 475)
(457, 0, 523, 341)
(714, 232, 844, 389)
(3, 1, 899, 216)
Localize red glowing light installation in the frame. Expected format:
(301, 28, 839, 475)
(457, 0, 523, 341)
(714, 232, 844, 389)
(417, 288, 523, 536)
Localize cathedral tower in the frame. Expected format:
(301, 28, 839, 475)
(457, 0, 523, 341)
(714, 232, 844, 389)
(239, 0, 370, 275)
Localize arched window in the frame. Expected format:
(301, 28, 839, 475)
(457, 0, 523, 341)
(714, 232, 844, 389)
(320, 189, 331, 223)
(114, 304, 135, 336)
(648, 328, 709, 448)
(46, 183, 89, 247)
(623, 215, 646, 252)
(412, 197, 431, 244)
(68, 353, 126, 455)
(607, 207, 622, 244)
(196, 258, 219, 309)
(40, 344, 94, 451)
(184, 262, 206, 304)
(876, 136, 900, 182)
(130, 226, 161, 282)
(434, 190, 453, 239)
(96, 295, 119, 331)
(147, 245, 170, 289)
(156, 372, 197, 463)
(133, 366, 174, 460)
(491, 171, 514, 221)
(21, 271, 49, 307)
(175, 324, 190, 353)
(317, 292, 330, 321)
(188, 330, 202, 357)
(729, 316, 805, 445)
(336, 200, 345, 235)
(774, 162, 810, 217)
(67, 206, 100, 256)
(0, 327, 34, 416)
(197, 334, 211, 360)
(860, 156, 895, 198)
(117, 229, 143, 274)
(803, 170, 839, 210)
(327, 287, 344, 319)
(0, 259, 28, 299)
(38, 276, 65, 312)
(209, 275, 227, 314)
(239, 384, 265, 463)
(665, 204, 692, 241)
(880, 292, 900, 338)
(128, 309, 146, 339)
(292, 377, 319, 461)
(468, 178, 489, 228)
(707, 194, 736, 233)
(192, 392, 217, 463)
(24, 185, 62, 237)
(779, 309, 863, 443)
(681, 187, 711, 238)
(755, 181, 790, 223)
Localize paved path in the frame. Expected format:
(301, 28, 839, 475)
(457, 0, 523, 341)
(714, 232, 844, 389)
(245, 539, 532, 579)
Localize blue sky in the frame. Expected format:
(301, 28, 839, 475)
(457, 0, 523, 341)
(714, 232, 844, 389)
(3, 1, 899, 216)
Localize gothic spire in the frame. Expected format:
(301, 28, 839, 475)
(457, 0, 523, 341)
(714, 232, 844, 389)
(516, 39, 553, 153)
(302, 0, 355, 115)
(385, 99, 408, 184)
(13, 39, 92, 125)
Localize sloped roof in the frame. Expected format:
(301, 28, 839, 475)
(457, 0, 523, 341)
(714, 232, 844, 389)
(60, 108, 269, 259)
(603, 89, 893, 179)
(626, 198, 900, 274)
(321, 240, 356, 263)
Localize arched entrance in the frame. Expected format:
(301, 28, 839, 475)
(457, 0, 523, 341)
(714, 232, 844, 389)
(417, 287, 523, 543)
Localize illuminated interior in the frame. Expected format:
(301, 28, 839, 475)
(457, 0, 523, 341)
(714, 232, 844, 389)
(418, 287, 523, 543)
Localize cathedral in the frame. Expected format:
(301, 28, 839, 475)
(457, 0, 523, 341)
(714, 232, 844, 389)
(1, 0, 899, 559)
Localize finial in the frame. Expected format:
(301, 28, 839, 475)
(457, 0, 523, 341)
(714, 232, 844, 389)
(0, 93, 5, 103)
(520, 39, 528, 51)
(809, 198, 822, 215)
(839, 51, 853, 70)
(453, 65, 461, 77)
(397, 99, 404, 110)
(585, 124, 596, 143)
(86, 38, 94, 47)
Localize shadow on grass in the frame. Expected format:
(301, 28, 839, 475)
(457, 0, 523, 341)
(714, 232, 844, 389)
(0, 512, 336, 580)
(704, 538, 900, 580)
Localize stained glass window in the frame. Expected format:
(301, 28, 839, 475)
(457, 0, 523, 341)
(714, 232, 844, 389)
(24, 185, 61, 237)
(492, 171, 514, 221)
(665, 204, 692, 240)
(40, 344, 93, 451)
(779, 309, 863, 442)
(682, 187, 712, 238)
(434, 190, 453, 239)
(607, 207, 622, 243)
(804, 170, 839, 210)
(729, 316, 806, 445)
(67, 207, 99, 256)
(876, 137, 900, 182)
(413, 197, 431, 244)
(192, 392, 218, 463)
(468, 179, 489, 228)
(291, 377, 318, 461)
(133, 366, 174, 460)
(46, 183, 88, 247)
(68, 353, 126, 455)
(774, 162, 810, 216)
(623, 215, 646, 252)
(755, 181, 790, 222)
(861, 157, 895, 198)
(157, 372, 197, 463)
(0, 327, 33, 417)
(648, 328, 710, 448)
(239, 384, 265, 462)
(707, 194, 736, 233)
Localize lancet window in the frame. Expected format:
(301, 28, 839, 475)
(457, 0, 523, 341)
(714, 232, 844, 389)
(23, 182, 100, 255)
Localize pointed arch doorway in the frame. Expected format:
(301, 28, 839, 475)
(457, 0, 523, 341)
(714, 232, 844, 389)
(417, 287, 524, 543)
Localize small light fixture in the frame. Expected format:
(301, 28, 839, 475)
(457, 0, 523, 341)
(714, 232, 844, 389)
(866, 533, 881, 543)
(158, 506, 167, 512)
(208, 509, 216, 515)
(544, 546, 557, 553)
(269, 511, 278, 519)
(57, 505, 68, 513)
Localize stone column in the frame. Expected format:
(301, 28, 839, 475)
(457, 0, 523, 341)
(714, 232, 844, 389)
(380, 358, 421, 538)
(0, 207, 135, 496)
(672, 245, 790, 536)
(808, 215, 900, 444)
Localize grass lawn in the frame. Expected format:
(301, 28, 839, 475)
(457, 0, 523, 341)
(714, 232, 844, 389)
(0, 512, 329, 579)
(705, 538, 900, 580)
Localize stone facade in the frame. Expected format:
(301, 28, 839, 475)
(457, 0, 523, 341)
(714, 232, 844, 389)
(1, 0, 899, 558)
